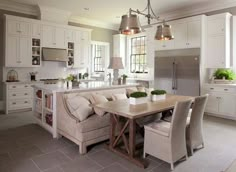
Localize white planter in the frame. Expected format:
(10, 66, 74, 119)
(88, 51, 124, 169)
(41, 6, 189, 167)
(129, 97, 147, 105)
(151, 94, 166, 102)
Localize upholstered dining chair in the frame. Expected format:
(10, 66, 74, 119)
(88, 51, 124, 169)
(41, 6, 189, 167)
(143, 100, 192, 170)
(186, 94, 208, 155)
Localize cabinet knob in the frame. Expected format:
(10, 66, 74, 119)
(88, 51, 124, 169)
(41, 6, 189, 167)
(25, 85, 28, 88)
(12, 102, 16, 105)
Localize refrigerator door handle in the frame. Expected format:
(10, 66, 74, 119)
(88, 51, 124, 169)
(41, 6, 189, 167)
(174, 63, 177, 90)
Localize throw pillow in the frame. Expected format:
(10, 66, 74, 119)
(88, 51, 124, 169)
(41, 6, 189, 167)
(65, 95, 93, 122)
(112, 93, 128, 101)
(90, 94, 108, 116)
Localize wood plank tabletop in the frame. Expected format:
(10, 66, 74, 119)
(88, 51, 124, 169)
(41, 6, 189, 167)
(94, 94, 193, 119)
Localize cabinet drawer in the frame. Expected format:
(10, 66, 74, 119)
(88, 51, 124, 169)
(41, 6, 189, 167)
(204, 86, 236, 93)
(8, 99, 32, 110)
(8, 90, 32, 99)
(8, 84, 32, 90)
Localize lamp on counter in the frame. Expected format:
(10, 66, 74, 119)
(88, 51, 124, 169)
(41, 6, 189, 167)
(108, 57, 124, 85)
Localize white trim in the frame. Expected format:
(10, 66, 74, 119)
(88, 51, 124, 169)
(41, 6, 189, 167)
(69, 16, 118, 31)
(160, 0, 236, 21)
(0, 0, 38, 16)
(0, 101, 3, 111)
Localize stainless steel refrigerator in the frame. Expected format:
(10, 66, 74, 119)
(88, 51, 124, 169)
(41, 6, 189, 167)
(154, 49, 200, 97)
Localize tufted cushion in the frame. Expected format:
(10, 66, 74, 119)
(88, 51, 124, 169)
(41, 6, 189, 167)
(90, 94, 108, 116)
(112, 93, 128, 101)
(65, 95, 93, 122)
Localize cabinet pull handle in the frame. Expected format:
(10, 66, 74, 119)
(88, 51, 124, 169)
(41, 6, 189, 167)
(25, 85, 28, 88)
(12, 102, 16, 105)
(224, 89, 228, 91)
(12, 94, 16, 96)
(24, 93, 28, 95)
(12, 86, 16, 88)
(24, 101, 28, 103)
(210, 88, 214, 90)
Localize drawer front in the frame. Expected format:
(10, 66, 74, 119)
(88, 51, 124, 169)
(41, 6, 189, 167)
(8, 90, 32, 99)
(8, 84, 32, 90)
(8, 99, 32, 110)
(204, 86, 236, 93)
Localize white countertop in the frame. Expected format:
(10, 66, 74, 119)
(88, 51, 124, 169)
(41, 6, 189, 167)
(33, 81, 139, 93)
(204, 83, 236, 88)
(3, 80, 44, 85)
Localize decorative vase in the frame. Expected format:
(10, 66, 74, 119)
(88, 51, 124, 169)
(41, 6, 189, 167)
(129, 97, 147, 105)
(151, 94, 166, 102)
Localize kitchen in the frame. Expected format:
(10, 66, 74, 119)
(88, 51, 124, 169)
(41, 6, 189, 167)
(1, 0, 236, 171)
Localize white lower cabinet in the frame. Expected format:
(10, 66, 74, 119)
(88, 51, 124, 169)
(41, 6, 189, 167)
(4, 83, 42, 114)
(203, 85, 236, 120)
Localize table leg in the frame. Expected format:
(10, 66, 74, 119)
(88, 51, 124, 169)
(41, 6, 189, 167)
(109, 114, 116, 149)
(129, 119, 136, 157)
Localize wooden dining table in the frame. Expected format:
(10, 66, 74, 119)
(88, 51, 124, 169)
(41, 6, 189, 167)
(94, 94, 193, 168)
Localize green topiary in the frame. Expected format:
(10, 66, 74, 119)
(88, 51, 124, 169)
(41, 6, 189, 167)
(130, 92, 147, 98)
(151, 90, 167, 95)
(213, 69, 236, 80)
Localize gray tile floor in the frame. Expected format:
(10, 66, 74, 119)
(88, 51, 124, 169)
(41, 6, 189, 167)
(0, 111, 236, 172)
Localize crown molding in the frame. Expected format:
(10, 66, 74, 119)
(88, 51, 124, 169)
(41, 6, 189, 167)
(160, 0, 236, 21)
(0, 0, 38, 16)
(69, 16, 118, 31)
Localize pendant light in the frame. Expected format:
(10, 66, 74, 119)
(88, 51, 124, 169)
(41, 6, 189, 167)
(119, 0, 174, 40)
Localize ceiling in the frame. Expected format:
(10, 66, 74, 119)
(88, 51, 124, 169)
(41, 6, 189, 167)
(2, 0, 236, 29)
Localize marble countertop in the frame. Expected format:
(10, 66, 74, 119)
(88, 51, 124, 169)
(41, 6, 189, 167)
(32, 81, 139, 93)
(3, 80, 44, 85)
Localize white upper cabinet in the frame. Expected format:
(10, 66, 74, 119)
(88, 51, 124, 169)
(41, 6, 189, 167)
(205, 13, 232, 68)
(65, 29, 75, 42)
(32, 23, 41, 38)
(156, 15, 204, 51)
(7, 19, 30, 37)
(42, 25, 66, 48)
(173, 22, 188, 49)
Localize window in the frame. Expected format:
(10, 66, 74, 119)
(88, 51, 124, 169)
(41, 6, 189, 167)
(92, 44, 104, 72)
(130, 36, 147, 73)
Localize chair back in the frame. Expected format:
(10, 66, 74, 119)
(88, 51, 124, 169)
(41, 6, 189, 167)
(189, 94, 208, 143)
(170, 100, 192, 151)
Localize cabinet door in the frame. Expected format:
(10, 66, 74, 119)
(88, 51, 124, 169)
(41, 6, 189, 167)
(7, 20, 19, 35)
(19, 21, 30, 37)
(207, 19, 225, 36)
(42, 25, 55, 47)
(173, 22, 188, 49)
(6, 35, 19, 67)
(55, 27, 66, 48)
(205, 35, 225, 68)
(219, 94, 236, 117)
(32, 23, 41, 38)
(205, 92, 219, 114)
(65, 29, 75, 42)
(19, 37, 31, 67)
(155, 40, 174, 50)
(187, 20, 201, 48)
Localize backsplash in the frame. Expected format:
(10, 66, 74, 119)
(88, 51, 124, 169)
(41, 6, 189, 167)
(2, 61, 87, 81)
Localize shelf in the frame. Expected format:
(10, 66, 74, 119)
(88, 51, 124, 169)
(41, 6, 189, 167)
(68, 49, 74, 51)
(32, 46, 40, 48)
(44, 107, 53, 113)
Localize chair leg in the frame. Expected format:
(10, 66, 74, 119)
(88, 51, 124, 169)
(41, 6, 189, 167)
(190, 148, 194, 156)
(143, 152, 146, 158)
(170, 162, 174, 171)
(202, 142, 205, 148)
(185, 154, 188, 160)
(79, 143, 87, 155)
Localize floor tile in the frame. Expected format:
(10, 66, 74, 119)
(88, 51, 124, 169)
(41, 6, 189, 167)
(9, 145, 43, 160)
(61, 156, 102, 172)
(87, 149, 121, 167)
(32, 151, 71, 170)
(43, 166, 64, 172)
(6, 159, 40, 172)
(59, 145, 80, 160)
(98, 163, 129, 172)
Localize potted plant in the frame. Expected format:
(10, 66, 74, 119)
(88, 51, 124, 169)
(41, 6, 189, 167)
(83, 73, 89, 79)
(65, 74, 74, 88)
(129, 92, 148, 105)
(213, 69, 236, 84)
(122, 74, 128, 84)
(151, 90, 167, 101)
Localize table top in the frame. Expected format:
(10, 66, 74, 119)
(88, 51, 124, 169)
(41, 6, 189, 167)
(95, 95, 193, 119)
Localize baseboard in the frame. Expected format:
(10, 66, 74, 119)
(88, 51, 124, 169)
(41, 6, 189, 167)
(0, 101, 3, 111)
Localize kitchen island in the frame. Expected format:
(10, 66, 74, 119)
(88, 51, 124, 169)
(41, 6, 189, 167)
(32, 81, 139, 138)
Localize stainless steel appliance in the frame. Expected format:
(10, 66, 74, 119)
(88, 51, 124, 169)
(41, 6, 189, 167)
(155, 48, 200, 96)
(42, 48, 67, 62)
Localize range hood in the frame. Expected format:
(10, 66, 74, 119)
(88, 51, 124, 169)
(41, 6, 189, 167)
(42, 48, 67, 62)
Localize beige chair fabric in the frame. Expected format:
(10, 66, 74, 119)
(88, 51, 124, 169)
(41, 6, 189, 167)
(186, 94, 208, 155)
(144, 100, 192, 170)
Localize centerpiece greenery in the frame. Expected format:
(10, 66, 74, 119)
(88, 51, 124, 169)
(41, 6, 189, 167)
(213, 69, 236, 80)
(151, 89, 167, 101)
(129, 92, 147, 105)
